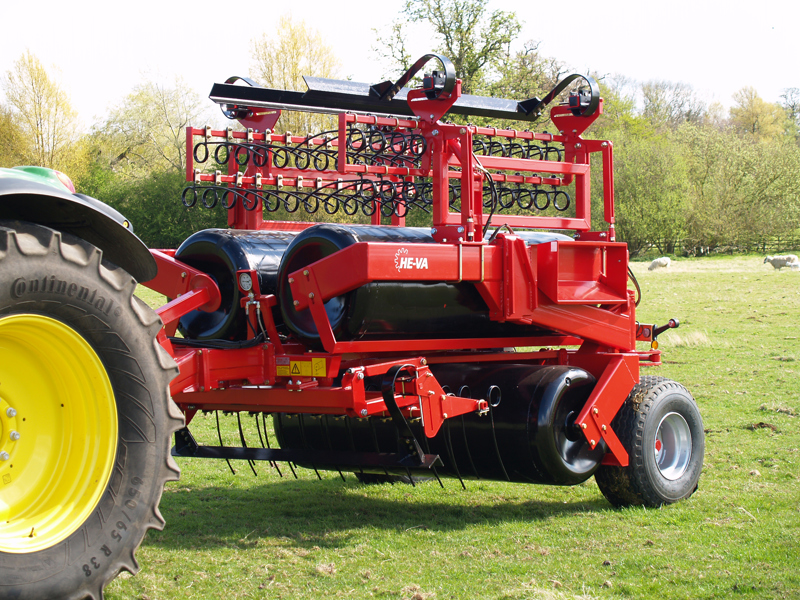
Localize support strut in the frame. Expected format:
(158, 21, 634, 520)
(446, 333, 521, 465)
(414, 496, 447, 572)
(381, 365, 426, 466)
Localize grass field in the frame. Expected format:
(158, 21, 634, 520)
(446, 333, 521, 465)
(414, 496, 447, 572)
(111, 256, 800, 600)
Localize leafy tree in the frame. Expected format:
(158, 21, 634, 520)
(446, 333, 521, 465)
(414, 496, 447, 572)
(779, 87, 800, 143)
(100, 170, 226, 248)
(81, 78, 218, 244)
(0, 105, 27, 167)
(641, 80, 706, 130)
(250, 15, 342, 136)
(1, 51, 81, 170)
(591, 77, 652, 140)
(397, 0, 521, 94)
(96, 78, 210, 177)
(739, 140, 800, 246)
(729, 86, 786, 141)
(702, 101, 728, 130)
(489, 40, 565, 104)
(374, 21, 415, 76)
(612, 132, 689, 255)
(681, 124, 749, 250)
(680, 122, 800, 251)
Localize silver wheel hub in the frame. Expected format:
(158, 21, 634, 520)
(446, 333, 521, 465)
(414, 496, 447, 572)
(654, 412, 692, 480)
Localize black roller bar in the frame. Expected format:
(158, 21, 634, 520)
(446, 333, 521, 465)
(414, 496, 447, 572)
(173, 427, 442, 472)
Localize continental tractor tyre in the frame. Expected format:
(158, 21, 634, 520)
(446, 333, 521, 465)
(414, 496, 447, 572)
(0, 221, 182, 600)
(594, 376, 704, 508)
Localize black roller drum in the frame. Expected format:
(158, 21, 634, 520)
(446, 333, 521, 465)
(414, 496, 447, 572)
(277, 223, 569, 346)
(175, 228, 297, 341)
(273, 363, 605, 485)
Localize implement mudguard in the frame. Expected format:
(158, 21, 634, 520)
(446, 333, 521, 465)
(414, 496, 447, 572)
(0, 171, 157, 282)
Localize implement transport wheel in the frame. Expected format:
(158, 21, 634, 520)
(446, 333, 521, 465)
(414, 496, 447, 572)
(595, 376, 704, 507)
(0, 221, 181, 600)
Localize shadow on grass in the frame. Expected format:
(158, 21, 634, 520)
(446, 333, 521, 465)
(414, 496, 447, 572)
(150, 473, 610, 551)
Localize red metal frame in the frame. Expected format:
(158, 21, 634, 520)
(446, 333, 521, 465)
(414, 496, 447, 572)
(145, 77, 665, 468)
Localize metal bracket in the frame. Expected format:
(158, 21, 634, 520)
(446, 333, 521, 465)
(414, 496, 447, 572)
(381, 365, 426, 465)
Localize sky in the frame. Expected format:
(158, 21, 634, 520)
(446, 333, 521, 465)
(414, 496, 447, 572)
(1, 0, 798, 127)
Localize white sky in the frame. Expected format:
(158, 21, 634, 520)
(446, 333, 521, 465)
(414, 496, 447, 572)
(1, 0, 798, 128)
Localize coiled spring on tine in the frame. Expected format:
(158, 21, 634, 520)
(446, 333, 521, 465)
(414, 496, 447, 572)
(183, 177, 571, 217)
(184, 118, 571, 217)
(192, 125, 427, 173)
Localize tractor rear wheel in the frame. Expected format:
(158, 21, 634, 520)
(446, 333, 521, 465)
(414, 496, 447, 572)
(595, 376, 704, 507)
(0, 221, 181, 600)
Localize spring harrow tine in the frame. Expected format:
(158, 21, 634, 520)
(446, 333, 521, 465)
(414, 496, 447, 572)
(256, 413, 283, 477)
(297, 415, 322, 480)
(186, 120, 574, 222)
(215, 411, 236, 475)
(185, 176, 571, 220)
(368, 417, 393, 480)
(444, 419, 466, 490)
(274, 414, 298, 479)
(344, 415, 366, 480)
(236, 413, 258, 476)
(457, 386, 480, 480)
(405, 467, 416, 487)
(460, 415, 480, 480)
(486, 386, 510, 481)
(322, 415, 346, 482)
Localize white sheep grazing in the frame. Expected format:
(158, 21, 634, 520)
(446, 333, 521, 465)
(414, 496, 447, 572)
(763, 255, 799, 270)
(648, 257, 671, 271)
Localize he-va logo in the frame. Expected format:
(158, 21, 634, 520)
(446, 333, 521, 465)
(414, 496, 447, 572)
(394, 247, 428, 271)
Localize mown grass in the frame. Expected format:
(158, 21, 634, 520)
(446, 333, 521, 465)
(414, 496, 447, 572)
(114, 255, 800, 599)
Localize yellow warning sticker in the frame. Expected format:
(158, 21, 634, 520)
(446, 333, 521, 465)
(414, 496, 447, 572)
(290, 362, 307, 376)
(279, 358, 326, 378)
(312, 358, 326, 376)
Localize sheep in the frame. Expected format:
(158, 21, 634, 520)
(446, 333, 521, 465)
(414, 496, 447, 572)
(648, 257, 671, 271)
(763, 255, 799, 270)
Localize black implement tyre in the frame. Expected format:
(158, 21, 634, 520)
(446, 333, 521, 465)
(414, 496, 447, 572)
(595, 376, 704, 507)
(0, 221, 182, 600)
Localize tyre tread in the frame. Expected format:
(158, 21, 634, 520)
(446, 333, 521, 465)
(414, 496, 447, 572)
(0, 220, 182, 600)
(595, 375, 703, 508)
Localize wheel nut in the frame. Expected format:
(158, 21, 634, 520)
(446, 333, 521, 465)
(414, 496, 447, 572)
(0, 452, 9, 461)
(10, 431, 20, 441)
(6, 407, 16, 418)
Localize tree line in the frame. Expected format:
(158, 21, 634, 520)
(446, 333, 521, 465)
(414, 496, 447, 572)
(1, 0, 799, 255)
(591, 81, 800, 256)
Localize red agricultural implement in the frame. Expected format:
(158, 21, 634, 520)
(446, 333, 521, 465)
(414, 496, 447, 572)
(0, 54, 703, 599)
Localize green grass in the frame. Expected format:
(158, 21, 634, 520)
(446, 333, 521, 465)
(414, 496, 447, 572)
(116, 256, 800, 599)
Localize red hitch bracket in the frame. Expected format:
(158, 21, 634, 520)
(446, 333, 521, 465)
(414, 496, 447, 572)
(572, 353, 639, 466)
(148, 250, 222, 344)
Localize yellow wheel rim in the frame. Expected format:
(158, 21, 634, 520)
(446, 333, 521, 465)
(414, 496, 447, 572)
(0, 314, 117, 553)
